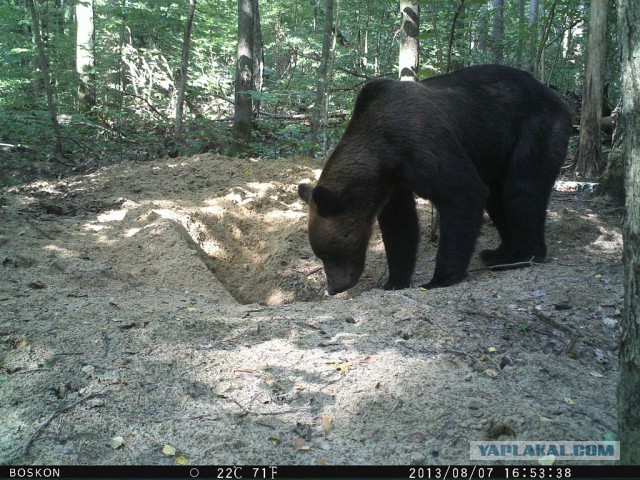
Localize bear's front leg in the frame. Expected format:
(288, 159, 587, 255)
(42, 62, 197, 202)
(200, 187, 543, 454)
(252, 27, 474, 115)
(377, 189, 419, 290)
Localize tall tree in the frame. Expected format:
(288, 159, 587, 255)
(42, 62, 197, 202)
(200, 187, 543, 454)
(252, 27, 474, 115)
(535, 0, 559, 83)
(76, 0, 96, 112)
(251, 0, 263, 121)
(617, 0, 640, 465)
(574, 0, 608, 178)
(528, 0, 539, 74)
(309, 0, 334, 153)
(516, 0, 526, 67)
(446, 0, 465, 72)
(492, 0, 504, 64)
(233, 0, 255, 143)
(26, 0, 63, 161)
(175, 0, 197, 139)
(399, 0, 419, 81)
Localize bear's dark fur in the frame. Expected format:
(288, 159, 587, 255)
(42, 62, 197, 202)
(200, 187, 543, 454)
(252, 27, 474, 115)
(299, 64, 572, 294)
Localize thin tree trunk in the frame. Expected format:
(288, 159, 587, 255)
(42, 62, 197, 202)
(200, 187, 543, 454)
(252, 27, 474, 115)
(399, 0, 419, 81)
(446, 0, 465, 73)
(115, 0, 128, 113)
(492, 0, 504, 64)
(321, 0, 340, 156)
(26, 0, 63, 161)
(617, 0, 640, 465)
(175, 0, 197, 139)
(574, 0, 608, 178)
(431, 1, 442, 69)
(535, 0, 559, 82)
(252, 0, 263, 121)
(233, 0, 255, 144)
(529, 0, 539, 75)
(76, 0, 95, 112)
(308, 0, 333, 154)
(516, 0, 525, 67)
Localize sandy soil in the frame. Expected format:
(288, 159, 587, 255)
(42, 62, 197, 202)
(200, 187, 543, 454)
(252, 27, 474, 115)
(0, 153, 623, 465)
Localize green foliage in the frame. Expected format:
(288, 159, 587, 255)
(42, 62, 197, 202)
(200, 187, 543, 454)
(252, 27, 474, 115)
(0, 0, 620, 186)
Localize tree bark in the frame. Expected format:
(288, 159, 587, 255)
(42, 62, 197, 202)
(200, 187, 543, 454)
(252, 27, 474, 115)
(446, 0, 465, 73)
(617, 0, 640, 465)
(516, 0, 525, 67)
(252, 0, 264, 121)
(528, 0, 539, 75)
(535, 0, 559, 83)
(175, 0, 197, 139)
(233, 0, 255, 143)
(399, 0, 419, 81)
(309, 0, 334, 153)
(76, 0, 96, 112)
(492, 0, 504, 64)
(573, 0, 608, 178)
(26, 0, 63, 161)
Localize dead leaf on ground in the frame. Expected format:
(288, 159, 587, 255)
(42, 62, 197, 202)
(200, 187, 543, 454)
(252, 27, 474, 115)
(293, 436, 309, 450)
(162, 444, 177, 456)
(335, 362, 353, 373)
(108, 436, 125, 449)
(321, 414, 333, 432)
(484, 368, 499, 378)
(234, 370, 258, 381)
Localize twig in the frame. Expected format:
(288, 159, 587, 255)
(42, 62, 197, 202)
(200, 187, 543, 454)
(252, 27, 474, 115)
(444, 348, 478, 361)
(25, 218, 55, 240)
(14, 368, 50, 375)
(531, 308, 575, 337)
(23, 393, 98, 455)
(468, 257, 539, 273)
(224, 396, 308, 416)
(531, 308, 578, 354)
(306, 266, 323, 276)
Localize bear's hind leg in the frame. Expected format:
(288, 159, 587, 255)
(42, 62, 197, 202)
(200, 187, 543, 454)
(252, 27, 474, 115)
(480, 186, 514, 266)
(497, 133, 564, 267)
(377, 189, 419, 290)
(424, 184, 487, 289)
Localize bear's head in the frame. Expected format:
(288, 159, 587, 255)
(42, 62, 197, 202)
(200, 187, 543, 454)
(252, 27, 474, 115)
(298, 183, 372, 295)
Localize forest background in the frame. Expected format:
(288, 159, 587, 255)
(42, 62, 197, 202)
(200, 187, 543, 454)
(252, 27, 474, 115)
(0, 0, 621, 187)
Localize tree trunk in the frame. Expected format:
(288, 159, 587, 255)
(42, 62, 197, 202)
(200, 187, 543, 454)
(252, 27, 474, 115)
(529, 0, 539, 75)
(492, 0, 504, 64)
(516, 0, 525, 67)
(26, 0, 63, 161)
(573, 0, 607, 178)
(535, 0, 559, 83)
(309, 0, 334, 154)
(617, 0, 640, 465)
(252, 0, 264, 121)
(174, 0, 197, 139)
(233, 0, 255, 143)
(76, 0, 96, 112)
(115, 0, 127, 113)
(399, 0, 419, 81)
(446, 0, 465, 73)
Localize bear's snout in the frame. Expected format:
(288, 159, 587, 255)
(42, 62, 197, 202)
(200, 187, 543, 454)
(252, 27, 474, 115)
(324, 261, 363, 295)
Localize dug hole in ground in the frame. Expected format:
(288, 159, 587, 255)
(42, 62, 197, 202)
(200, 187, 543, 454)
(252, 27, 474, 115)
(0, 153, 622, 465)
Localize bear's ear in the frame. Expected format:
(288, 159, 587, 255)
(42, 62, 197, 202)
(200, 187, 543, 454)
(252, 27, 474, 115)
(312, 185, 344, 216)
(298, 183, 314, 204)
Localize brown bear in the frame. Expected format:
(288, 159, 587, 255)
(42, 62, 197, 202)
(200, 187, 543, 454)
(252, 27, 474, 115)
(298, 64, 572, 295)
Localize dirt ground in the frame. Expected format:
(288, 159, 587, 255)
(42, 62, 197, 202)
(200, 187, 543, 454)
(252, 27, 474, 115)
(0, 153, 623, 465)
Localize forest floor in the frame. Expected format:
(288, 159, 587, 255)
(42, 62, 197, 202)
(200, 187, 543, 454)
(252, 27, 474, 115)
(0, 153, 623, 466)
